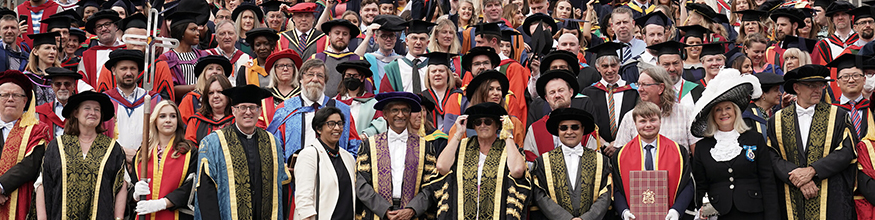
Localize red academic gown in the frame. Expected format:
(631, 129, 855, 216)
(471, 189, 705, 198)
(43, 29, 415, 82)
(16, 1, 60, 47)
(0, 119, 50, 220)
(79, 44, 126, 87)
(34, 102, 63, 136)
(613, 135, 692, 214)
(130, 142, 197, 220)
(94, 61, 176, 102)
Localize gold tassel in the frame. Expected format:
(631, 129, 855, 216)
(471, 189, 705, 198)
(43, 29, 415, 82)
(19, 90, 38, 127)
(418, 115, 427, 137)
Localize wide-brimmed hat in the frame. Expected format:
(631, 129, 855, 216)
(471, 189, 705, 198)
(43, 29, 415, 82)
(194, 55, 233, 78)
(770, 8, 806, 28)
(321, 19, 361, 37)
(522, 13, 558, 36)
(463, 102, 507, 129)
(104, 49, 144, 71)
(690, 68, 762, 137)
(62, 91, 115, 122)
(783, 64, 833, 94)
(232, 2, 264, 22)
(336, 60, 373, 78)
(44, 67, 83, 80)
(0, 70, 32, 108)
(265, 49, 303, 71)
(539, 50, 579, 75)
(546, 107, 596, 136)
(245, 27, 279, 45)
(417, 93, 435, 111)
(825, 1, 855, 17)
(466, 70, 509, 99)
(462, 46, 500, 73)
(374, 91, 421, 112)
(84, 9, 121, 35)
(752, 72, 783, 99)
(536, 69, 579, 99)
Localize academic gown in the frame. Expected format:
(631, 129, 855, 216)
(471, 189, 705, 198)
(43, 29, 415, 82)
(576, 66, 602, 92)
(355, 132, 438, 220)
(525, 94, 596, 128)
(194, 125, 290, 220)
(832, 98, 870, 139)
(158, 49, 208, 86)
(457, 59, 530, 124)
(812, 32, 860, 66)
(277, 28, 327, 60)
(42, 134, 126, 220)
(35, 102, 64, 136)
(766, 102, 858, 220)
(742, 103, 771, 141)
(420, 89, 458, 133)
(379, 56, 429, 94)
(0, 119, 49, 220)
(854, 116, 875, 220)
(612, 135, 694, 218)
(95, 61, 176, 101)
(683, 68, 706, 84)
(185, 113, 234, 144)
(104, 88, 162, 150)
(581, 82, 639, 143)
(529, 134, 612, 220)
(129, 142, 199, 220)
(79, 44, 127, 87)
(179, 91, 201, 122)
(61, 55, 80, 72)
(267, 95, 361, 161)
(311, 51, 363, 97)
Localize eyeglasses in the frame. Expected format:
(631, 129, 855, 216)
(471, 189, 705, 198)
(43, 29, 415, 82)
(94, 21, 115, 30)
(472, 118, 494, 126)
(0, 93, 25, 100)
(638, 83, 661, 87)
(324, 120, 344, 128)
(379, 33, 396, 40)
(559, 124, 581, 131)
(387, 107, 411, 115)
(857, 20, 875, 26)
(837, 73, 864, 81)
(275, 63, 295, 70)
(233, 105, 260, 112)
(52, 81, 73, 88)
(798, 82, 827, 89)
(303, 72, 326, 79)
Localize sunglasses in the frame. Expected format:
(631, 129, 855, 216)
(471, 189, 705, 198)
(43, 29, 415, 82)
(559, 124, 581, 131)
(472, 118, 495, 126)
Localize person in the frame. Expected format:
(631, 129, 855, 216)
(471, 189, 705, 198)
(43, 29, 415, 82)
(379, 20, 435, 94)
(679, 25, 710, 81)
(358, 0, 380, 34)
(780, 36, 816, 73)
(828, 54, 870, 139)
(157, 11, 208, 100)
(582, 42, 639, 154)
(78, 9, 123, 87)
(696, 43, 727, 87)
(185, 76, 234, 144)
(103, 49, 162, 162)
(267, 59, 361, 163)
(311, 19, 362, 98)
(459, 22, 528, 123)
(612, 7, 645, 64)
(0, 70, 51, 220)
(179, 55, 233, 122)
(206, 20, 252, 83)
(743, 72, 783, 141)
(0, 9, 28, 72)
(855, 92, 875, 219)
(62, 28, 85, 71)
(649, 41, 705, 108)
(263, 49, 303, 125)
(552, 36, 601, 91)
(613, 101, 693, 220)
(427, 18, 463, 77)
(811, 1, 857, 66)
(764, 7, 804, 66)
(443, 70, 525, 147)
(38, 91, 126, 219)
(767, 64, 857, 220)
(524, 69, 596, 161)
(334, 60, 381, 137)
(457, 0, 475, 31)
(634, 11, 669, 66)
(39, 11, 76, 56)
(194, 84, 290, 220)
(23, 32, 85, 107)
(418, 52, 461, 133)
(355, 92, 438, 219)
(35, 67, 82, 137)
(429, 102, 529, 220)
(129, 100, 197, 219)
(744, 33, 783, 75)
(411, 93, 449, 153)
(232, 2, 265, 57)
(261, 1, 288, 32)
(525, 49, 591, 103)
(358, 15, 405, 90)
(237, 27, 279, 87)
(14, 0, 62, 46)
(277, 3, 325, 60)
(529, 107, 611, 219)
(689, 69, 778, 219)
(735, 10, 767, 45)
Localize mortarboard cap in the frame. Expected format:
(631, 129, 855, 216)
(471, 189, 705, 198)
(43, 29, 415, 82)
(373, 15, 406, 31)
(849, 6, 875, 21)
(120, 12, 146, 30)
(379, 0, 394, 4)
(757, 0, 783, 12)
(737, 10, 766, 22)
(501, 29, 521, 42)
(781, 35, 818, 53)
(77, 0, 104, 9)
(421, 52, 457, 67)
(586, 42, 625, 60)
(559, 18, 585, 31)
(28, 32, 59, 48)
(647, 41, 687, 57)
(826, 53, 869, 70)
(167, 11, 199, 29)
(222, 85, 272, 106)
(40, 15, 74, 31)
(523, 13, 558, 36)
(406, 20, 435, 34)
(697, 42, 726, 56)
(678, 25, 712, 39)
(474, 22, 502, 37)
(635, 11, 670, 28)
(261, 1, 287, 13)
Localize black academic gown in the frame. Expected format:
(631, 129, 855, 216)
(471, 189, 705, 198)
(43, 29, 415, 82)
(581, 84, 639, 143)
(529, 139, 612, 220)
(683, 68, 705, 83)
(577, 66, 602, 92)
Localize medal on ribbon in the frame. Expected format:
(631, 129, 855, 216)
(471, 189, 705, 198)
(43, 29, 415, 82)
(743, 145, 756, 162)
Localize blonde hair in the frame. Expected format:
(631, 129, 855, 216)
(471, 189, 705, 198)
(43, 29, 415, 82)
(459, 0, 476, 29)
(147, 100, 192, 157)
(425, 64, 455, 90)
(782, 48, 812, 72)
(268, 58, 299, 89)
(702, 102, 750, 137)
(26, 44, 61, 74)
(427, 18, 461, 54)
(632, 101, 662, 120)
(194, 65, 230, 94)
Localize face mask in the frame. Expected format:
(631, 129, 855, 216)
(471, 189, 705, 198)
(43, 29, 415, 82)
(865, 75, 875, 92)
(344, 77, 362, 91)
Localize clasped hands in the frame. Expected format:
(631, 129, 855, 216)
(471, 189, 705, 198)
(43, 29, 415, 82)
(789, 167, 819, 199)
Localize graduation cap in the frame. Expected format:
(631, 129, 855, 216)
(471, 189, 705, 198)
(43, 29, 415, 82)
(474, 22, 502, 37)
(120, 12, 146, 30)
(222, 84, 272, 106)
(697, 42, 726, 56)
(826, 53, 869, 71)
(586, 42, 625, 60)
(523, 13, 558, 36)
(647, 41, 687, 57)
(686, 3, 716, 20)
(77, 0, 104, 9)
(373, 15, 406, 32)
(813, 0, 831, 8)
(678, 25, 712, 39)
(421, 52, 457, 67)
(501, 29, 520, 42)
(55, 9, 83, 23)
(849, 6, 875, 22)
(635, 11, 670, 28)
(711, 14, 729, 24)
(28, 32, 60, 48)
(167, 11, 199, 29)
(175, 0, 211, 26)
(407, 20, 435, 34)
(866, 0, 875, 6)
(40, 15, 74, 31)
(725, 46, 744, 67)
(530, 22, 553, 58)
(559, 18, 585, 31)
(261, 1, 287, 13)
(770, 8, 806, 28)
(0, 8, 13, 19)
(69, 28, 87, 42)
(757, 0, 783, 12)
(104, 0, 135, 16)
(737, 10, 766, 22)
(245, 28, 279, 45)
(232, 2, 264, 23)
(781, 35, 818, 53)
(800, 8, 815, 18)
(825, 1, 855, 17)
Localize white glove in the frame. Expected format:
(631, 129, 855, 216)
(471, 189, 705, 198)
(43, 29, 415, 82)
(622, 209, 636, 220)
(665, 209, 679, 220)
(132, 180, 150, 201)
(135, 199, 168, 215)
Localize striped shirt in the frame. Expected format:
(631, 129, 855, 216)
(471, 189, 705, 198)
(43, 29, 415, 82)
(175, 50, 198, 85)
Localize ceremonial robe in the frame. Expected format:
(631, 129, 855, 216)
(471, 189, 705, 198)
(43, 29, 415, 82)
(612, 135, 694, 217)
(581, 82, 638, 143)
(854, 115, 875, 220)
(130, 140, 198, 220)
(185, 113, 234, 144)
(334, 93, 382, 137)
(529, 135, 612, 220)
(458, 59, 530, 124)
(78, 43, 126, 87)
(179, 91, 201, 122)
(95, 61, 176, 101)
(277, 28, 327, 60)
(311, 51, 363, 97)
(268, 95, 361, 160)
(742, 103, 771, 141)
(0, 119, 49, 220)
(104, 88, 162, 150)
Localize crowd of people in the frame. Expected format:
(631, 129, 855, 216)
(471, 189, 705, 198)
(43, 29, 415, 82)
(0, 0, 874, 219)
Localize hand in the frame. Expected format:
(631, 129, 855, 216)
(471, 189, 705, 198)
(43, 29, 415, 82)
(454, 115, 469, 136)
(0, 195, 8, 205)
(366, 23, 382, 37)
(622, 209, 636, 220)
(665, 209, 680, 220)
(326, 0, 337, 8)
(132, 180, 151, 201)
(789, 167, 816, 188)
(387, 208, 416, 220)
(529, 58, 541, 76)
(359, 134, 369, 141)
(800, 181, 820, 199)
(453, 74, 463, 87)
(18, 20, 26, 35)
(603, 146, 618, 157)
(782, 93, 796, 108)
(135, 199, 169, 215)
(524, 43, 531, 52)
(574, 8, 582, 19)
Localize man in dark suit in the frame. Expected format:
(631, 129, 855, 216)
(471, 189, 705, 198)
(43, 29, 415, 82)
(582, 42, 639, 155)
(828, 54, 870, 139)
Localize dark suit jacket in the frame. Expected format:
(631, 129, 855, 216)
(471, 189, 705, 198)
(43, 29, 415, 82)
(0, 43, 29, 72)
(582, 84, 639, 142)
(692, 130, 779, 218)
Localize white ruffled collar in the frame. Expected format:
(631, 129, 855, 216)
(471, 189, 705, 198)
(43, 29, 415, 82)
(710, 130, 742, 162)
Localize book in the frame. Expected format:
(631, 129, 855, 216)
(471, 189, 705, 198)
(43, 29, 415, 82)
(629, 170, 669, 220)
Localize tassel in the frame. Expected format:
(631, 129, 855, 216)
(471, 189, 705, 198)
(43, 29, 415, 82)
(19, 90, 38, 127)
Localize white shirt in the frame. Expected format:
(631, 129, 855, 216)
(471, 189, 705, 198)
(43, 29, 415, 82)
(796, 103, 816, 150)
(343, 95, 363, 126)
(399, 53, 427, 93)
(0, 119, 16, 140)
(673, 80, 697, 107)
(599, 79, 626, 128)
(639, 51, 658, 66)
(53, 100, 65, 137)
(387, 129, 408, 198)
(561, 143, 583, 190)
(296, 28, 311, 40)
(113, 87, 150, 150)
(303, 93, 326, 148)
(614, 103, 701, 149)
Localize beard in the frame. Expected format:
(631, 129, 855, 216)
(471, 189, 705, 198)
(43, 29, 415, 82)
(863, 29, 875, 39)
(331, 40, 348, 51)
(302, 81, 324, 101)
(669, 74, 681, 85)
(55, 89, 71, 101)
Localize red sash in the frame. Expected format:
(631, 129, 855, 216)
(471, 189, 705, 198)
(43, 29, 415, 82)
(616, 135, 685, 204)
(34, 103, 63, 132)
(528, 116, 554, 162)
(133, 141, 192, 220)
(0, 122, 48, 220)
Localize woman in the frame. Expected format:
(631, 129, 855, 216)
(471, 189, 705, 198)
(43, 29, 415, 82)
(743, 72, 783, 140)
(730, 0, 754, 32)
(238, 28, 280, 87)
(679, 25, 709, 71)
(38, 91, 127, 219)
(266, 49, 303, 106)
(185, 76, 234, 144)
(179, 55, 233, 122)
(421, 52, 460, 133)
(334, 60, 382, 137)
(294, 106, 356, 220)
(699, 43, 727, 87)
(457, 0, 475, 31)
(684, 3, 728, 42)
(342, 11, 361, 28)
(502, 4, 524, 28)
(782, 48, 812, 72)
(130, 100, 198, 219)
(427, 19, 463, 77)
(552, 0, 577, 20)
(23, 32, 66, 106)
(798, 16, 821, 39)
(443, 70, 526, 148)
(206, 20, 253, 83)
(233, 3, 265, 56)
(412, 94, 449, 153)
(690, 69, 777, 220)
(735, 12, 766, 45)
(158, 12, 207, 100)
(730, 54, 753, 75)
(744, 33, 782, 75)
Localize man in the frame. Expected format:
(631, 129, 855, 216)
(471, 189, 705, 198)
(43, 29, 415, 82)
(359, 15, 404, 90)
(35, 67, 80, 137)
(94, 13, 174, 100)
(767, 64, 857, 220)
(277, 3, 325, 60)
(528, 0, 548, 15)
(0, 9, 28, 72)
(840, 6, 875, 56)
(812, 1, 857, 66)
(529, 107, 611, 220)
(612, 7, 645, 65)
(0, 70, 50, 220)
(765, 8, 803, 66)
(356, 92, 437, 220)
(582, 42, 639, 152)
(524, 69, 597, 162)
(525, 50, 591, 113)
(634, 11, 669, 66)
(78, 9, 124, 87)
(359, 0, 380, 32)
(14, 0, 62, 46)
(39, 11, 75, 47)
(828, 54, 870, 139)
(102, 49, 161, 161)
(649, 41, 704, 107)
(268, 59, 361, 163)
(379, 20, 434, 93)
(312, 19, 362, 97)
(195, 84, 290, 220)
(555, 34, 601, 90)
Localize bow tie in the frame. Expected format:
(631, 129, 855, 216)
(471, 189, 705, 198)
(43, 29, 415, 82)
(563, 145, 584, 157)
(1, 121, 14, 131)
(389, 133, 407, 143)
(796, 106, 815, 117)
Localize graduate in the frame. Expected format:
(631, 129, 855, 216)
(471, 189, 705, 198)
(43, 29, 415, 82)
(102, 49, 162, 159)
(379, 20, 435, 94)
(276, 3, 326, 60)
(648, 41, 704, 108)
(582, 42, 639, 151)
(34, 67, 82, 137)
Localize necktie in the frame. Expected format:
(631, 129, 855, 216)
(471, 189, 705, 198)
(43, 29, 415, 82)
(645, 145, 654, 170)
(850, 101, 862, 137)
(622, 44, 632, 63)
(311, 102, 321, 111)
(298, 33, 308, 52)
(608, 84, 618, 138)
(412, 59, 422, 93)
